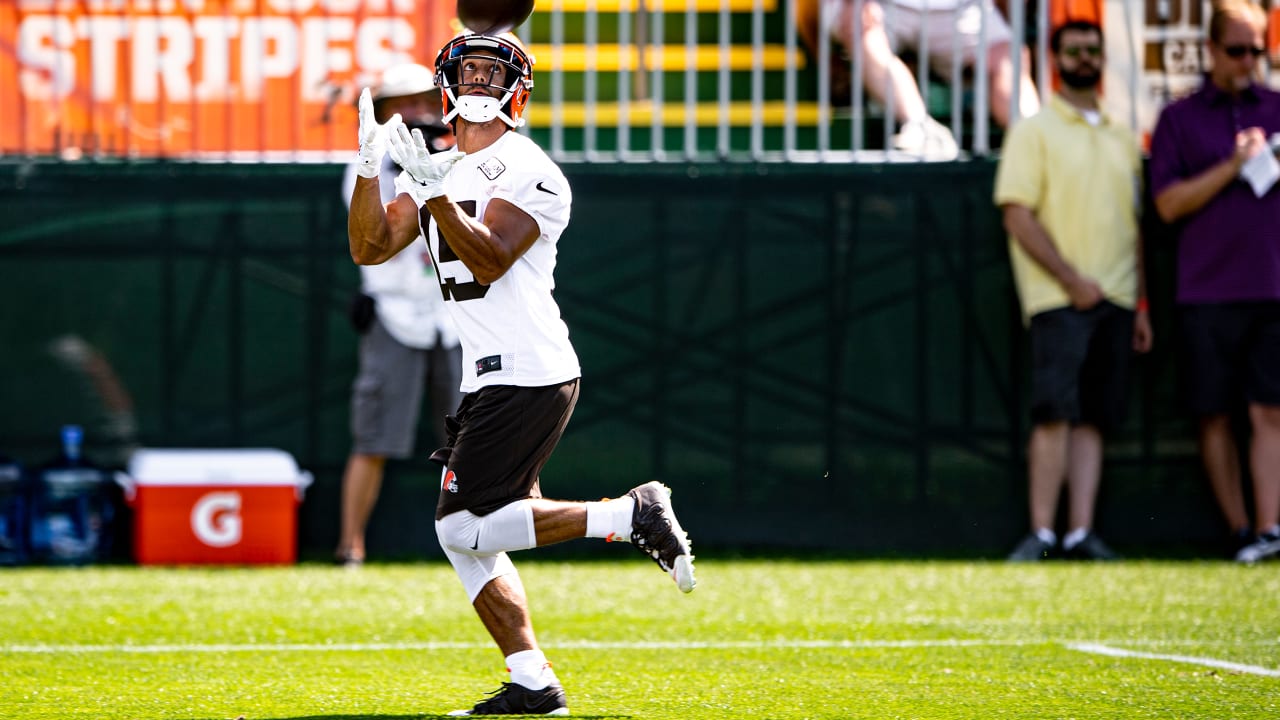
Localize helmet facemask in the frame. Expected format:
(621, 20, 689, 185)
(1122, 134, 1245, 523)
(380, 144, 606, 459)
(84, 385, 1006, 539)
(435, 34, 534, 129)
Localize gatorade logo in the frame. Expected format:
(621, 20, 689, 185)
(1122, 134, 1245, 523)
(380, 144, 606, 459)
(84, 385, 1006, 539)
(191, 492, 243, 547)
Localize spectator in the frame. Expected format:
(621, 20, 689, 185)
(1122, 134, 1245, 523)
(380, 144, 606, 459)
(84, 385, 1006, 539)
(800, 0, 1040, 159)
(348, 31, 696, 715)
(335, 63, 463, 568)
(1149, 0, 1280, 563)
(994, 19, 1153, 561)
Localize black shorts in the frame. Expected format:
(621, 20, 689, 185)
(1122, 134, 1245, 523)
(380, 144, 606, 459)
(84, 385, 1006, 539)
(430, 379, 580, 520)
(1028, 302, 1134, 431)
(1179, 302, 1280, 416)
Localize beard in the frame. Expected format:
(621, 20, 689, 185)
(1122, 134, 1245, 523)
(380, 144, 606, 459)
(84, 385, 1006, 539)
(1058, 64, 1101, 89)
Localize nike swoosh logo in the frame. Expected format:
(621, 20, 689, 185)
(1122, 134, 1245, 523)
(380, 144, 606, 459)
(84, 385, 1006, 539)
(470, 531, 481, 551)
(535, 181, 557, 196)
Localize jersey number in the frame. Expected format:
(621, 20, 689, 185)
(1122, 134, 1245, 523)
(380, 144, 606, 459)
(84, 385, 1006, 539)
(422, 200, 489, 302)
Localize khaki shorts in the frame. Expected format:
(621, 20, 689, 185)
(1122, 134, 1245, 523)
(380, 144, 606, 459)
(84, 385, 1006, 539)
(350, 316, 463, 458)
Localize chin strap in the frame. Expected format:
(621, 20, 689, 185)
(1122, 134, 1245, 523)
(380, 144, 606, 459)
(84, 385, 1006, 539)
(445, 90, 523, 128)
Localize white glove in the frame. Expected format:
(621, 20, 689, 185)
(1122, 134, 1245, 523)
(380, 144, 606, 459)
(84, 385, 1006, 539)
(354, 87, 398, 179)
(386, 120, 465, 205)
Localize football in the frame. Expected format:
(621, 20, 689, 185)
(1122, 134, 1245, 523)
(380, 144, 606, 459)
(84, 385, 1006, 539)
(457, 0, 535, 34)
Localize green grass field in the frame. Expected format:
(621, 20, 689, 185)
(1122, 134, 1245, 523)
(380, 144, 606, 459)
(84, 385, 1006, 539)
(1, 559, 1277, 719)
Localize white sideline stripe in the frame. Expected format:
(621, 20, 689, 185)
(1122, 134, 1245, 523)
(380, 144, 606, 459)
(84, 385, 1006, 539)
(1067, 642, 1280, 678)
(2, 639, 1021, 654)
(7, 639, 1278, 677)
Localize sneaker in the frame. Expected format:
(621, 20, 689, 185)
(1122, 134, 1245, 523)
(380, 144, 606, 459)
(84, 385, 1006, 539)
(628, 481, 696, 593)
(1007, 533, 1054, 562)
(334, 550, 363, 569)
(1235, 530, 1280, 564)
(447, 681, 569, 716)
(1064, 531, 1120, 561)
(893, 116, 960, 161)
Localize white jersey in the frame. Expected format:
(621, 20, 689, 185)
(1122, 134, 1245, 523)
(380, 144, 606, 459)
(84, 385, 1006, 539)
(421, 131, 580, 392)
(343, 157, 459, 350)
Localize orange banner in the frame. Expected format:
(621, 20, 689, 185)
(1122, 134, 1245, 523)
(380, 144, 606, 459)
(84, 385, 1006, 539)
(0, 0, 457, 159)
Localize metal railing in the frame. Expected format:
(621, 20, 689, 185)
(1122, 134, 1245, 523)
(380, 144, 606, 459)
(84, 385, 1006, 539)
(7, 0, 1259, 164)
(516, 0, 1062, 162)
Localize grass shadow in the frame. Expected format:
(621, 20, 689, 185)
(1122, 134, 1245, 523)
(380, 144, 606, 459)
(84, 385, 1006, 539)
(194, 715, 631, 719)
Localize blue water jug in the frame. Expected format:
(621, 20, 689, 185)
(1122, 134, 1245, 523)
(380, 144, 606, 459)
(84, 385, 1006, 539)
(0, 455, 26, 565)
(29, 425, 113, 565)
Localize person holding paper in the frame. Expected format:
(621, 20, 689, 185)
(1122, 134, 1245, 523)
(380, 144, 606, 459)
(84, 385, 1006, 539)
(1149, 0, 1280, 563)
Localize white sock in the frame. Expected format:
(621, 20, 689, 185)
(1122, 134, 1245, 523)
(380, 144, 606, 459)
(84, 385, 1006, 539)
(507, 649, 557, 690)
(585, 496, 634, 543)
(1061, 527, 1089, 550)
(1033, 527, 1057, 546)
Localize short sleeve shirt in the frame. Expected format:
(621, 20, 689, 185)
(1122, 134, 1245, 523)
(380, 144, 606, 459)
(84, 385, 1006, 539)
(993, 94, 1143, 322)
(1148, 80, 1280, 304)
(422, 131, 581, 392)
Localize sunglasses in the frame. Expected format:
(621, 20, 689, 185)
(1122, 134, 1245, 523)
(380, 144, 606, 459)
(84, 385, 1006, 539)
(1060, 45, 1103, 59)
(1222, 44, 1265, 59)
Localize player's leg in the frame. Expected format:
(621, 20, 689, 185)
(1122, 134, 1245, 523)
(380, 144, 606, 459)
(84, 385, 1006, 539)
(1246, 402, 1280, 539)
(1238, 306, 1280, 562)
(338, 319, 426, 565)
(1200, 413, 1247, 534)
(436, 538, 568, 716)
(1181, 304, 1252, 551)
(337, 453, 386, 565)
(1011, 307, 1089, 560)
(1064, 302, 1133, 560)
(845, 0, 930, 125)
(931, 0, 1037, 127)
(434, 383, 577, 716)
(986, 41, 1040, 127)
(439, 489, 694, 592)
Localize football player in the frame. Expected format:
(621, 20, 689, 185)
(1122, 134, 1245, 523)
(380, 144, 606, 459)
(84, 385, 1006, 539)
(347, 31, 697, 716)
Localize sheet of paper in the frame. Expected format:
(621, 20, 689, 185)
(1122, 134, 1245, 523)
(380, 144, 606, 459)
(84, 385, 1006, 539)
(1240, 144, 1280, 198)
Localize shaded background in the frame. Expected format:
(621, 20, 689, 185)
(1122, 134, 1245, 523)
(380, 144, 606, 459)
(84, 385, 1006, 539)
(0, 160, 1226, 561)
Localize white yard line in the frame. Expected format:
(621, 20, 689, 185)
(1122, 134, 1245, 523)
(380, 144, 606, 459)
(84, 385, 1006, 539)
(4, 636, 1278, 681)
(1067, 642, 1280, 678)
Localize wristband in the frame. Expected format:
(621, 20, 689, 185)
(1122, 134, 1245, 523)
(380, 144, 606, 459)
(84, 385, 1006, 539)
(1136, 297, 1149, 313)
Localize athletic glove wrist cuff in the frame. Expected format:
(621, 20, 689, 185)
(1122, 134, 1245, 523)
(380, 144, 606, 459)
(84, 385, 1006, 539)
(355, 154, 381, 179)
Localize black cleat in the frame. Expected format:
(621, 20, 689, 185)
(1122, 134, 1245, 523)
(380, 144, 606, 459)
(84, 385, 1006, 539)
(628, 481, 696, 592)
(1064, 531, 1120, 561)
(447, 681, 569, 716)
(1007, 533, 1054, 562)
(1235, 530, 1280, 564)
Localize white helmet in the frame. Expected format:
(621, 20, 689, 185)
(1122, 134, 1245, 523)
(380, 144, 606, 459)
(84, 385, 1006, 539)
(371, 63, 437, 102)
(434, 32, 534, 128)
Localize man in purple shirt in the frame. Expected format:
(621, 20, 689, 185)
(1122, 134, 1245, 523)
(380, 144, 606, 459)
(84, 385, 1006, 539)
(1149, 0, 1280, 563)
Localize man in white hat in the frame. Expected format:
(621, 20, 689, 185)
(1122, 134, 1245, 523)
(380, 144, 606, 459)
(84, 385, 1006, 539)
(336, 63, 462, 567)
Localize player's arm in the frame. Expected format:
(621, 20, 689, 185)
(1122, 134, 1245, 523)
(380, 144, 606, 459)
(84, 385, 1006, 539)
(348, 179, 421, 265)
(345, 87, 422, 265)
(1154, 126, 1266, 223)
(1001, 202, 1103, 310)
(426, 196, 540, 285)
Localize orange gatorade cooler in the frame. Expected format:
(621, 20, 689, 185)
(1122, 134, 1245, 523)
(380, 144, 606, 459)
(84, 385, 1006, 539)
(115, 449, 312, 565)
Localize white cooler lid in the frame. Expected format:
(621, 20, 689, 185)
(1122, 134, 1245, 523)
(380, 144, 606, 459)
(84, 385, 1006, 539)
(125, 448, 306, 486)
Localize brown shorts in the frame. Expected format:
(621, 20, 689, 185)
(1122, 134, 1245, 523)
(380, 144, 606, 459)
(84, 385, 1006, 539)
(430, 379, 580, 520)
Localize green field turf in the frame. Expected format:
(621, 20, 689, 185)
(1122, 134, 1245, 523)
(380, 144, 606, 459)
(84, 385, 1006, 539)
(1, 559, 1277, 719)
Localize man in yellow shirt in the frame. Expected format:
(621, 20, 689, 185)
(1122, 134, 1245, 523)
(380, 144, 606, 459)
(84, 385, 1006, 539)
(993, 19, 1153, 561)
